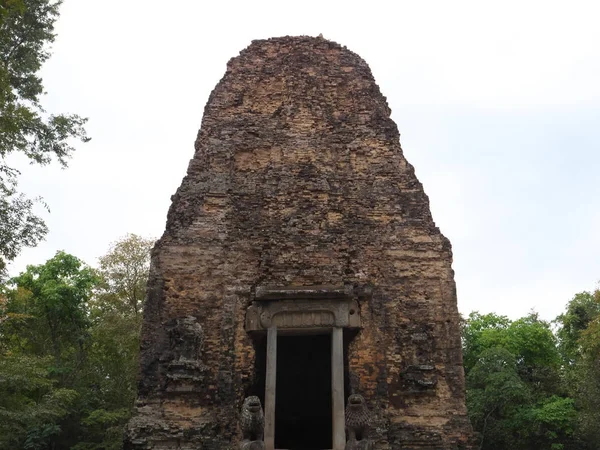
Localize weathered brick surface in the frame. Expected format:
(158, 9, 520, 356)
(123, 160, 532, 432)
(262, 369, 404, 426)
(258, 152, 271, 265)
(125, 36, 474, 449)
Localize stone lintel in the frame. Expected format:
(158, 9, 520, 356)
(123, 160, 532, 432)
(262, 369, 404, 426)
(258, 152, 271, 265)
(255, 285, 353, 301)
(246, 287, 361, 332)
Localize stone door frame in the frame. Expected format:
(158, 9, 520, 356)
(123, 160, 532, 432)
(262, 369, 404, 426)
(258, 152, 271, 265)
(245, 285, 361, 450)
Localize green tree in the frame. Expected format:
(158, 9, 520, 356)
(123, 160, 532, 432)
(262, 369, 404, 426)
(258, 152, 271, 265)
(72, 234, 153, 450)
(463, 311, 576, 450)
(462, 312, 511, 372)
(0, 0, 89, 273)
(555, 288, 600, 447)
(466, 346, 529, 449)
(576, 314, 600, 444)
(7, 252, 97, 375)
(0, 238, 153, 449)
(96, 234, 154, 318)
(0, 354, 78, 449)
(0, 251, 97, 450)
(555, 291, 600, 364)
(0, 239, 153, 449)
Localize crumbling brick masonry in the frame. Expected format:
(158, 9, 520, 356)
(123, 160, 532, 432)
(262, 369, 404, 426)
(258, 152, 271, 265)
(125, 36, 474, 450)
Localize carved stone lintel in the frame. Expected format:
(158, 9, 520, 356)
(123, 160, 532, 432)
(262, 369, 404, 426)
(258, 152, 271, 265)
(246, 288, 361, 332)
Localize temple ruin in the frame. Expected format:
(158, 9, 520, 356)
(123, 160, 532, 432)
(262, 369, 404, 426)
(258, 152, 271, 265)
(125, 36, 474, 450)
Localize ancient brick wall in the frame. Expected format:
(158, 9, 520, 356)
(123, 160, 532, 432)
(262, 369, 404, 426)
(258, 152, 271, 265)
(125, 36, 474, 449)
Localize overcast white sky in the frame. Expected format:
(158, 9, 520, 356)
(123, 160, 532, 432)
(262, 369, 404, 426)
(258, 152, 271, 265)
(9, 0, 600, 321)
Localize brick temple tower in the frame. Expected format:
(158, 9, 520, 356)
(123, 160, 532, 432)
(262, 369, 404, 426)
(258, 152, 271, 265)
(125, 36, 474, 450)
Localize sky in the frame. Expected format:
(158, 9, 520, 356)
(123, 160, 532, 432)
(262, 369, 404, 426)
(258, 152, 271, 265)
(8, 0, 600, 321)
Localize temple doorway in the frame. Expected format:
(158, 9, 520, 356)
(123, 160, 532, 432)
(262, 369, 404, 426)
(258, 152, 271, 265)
(275, 334, 332, 450)
(245, 286, 361, 450)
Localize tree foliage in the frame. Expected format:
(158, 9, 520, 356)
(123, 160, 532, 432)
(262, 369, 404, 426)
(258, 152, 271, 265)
(555, 288, 600, 446)
(0, 251, 96, 449)
(0, 0, 89, 273)
(8, 252, 97, 370)
(0, 354, 78, 449)
(555, 291, 600, 364)
(77, 234, 153, 449)
(0, 235, 152, 449)
(96, 233, 153, 317)
(462, 297, 600, 449)
(463, 311, 577, 449)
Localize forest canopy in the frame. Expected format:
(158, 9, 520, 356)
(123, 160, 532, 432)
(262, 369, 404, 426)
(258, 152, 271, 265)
(0, 234, 153, 450)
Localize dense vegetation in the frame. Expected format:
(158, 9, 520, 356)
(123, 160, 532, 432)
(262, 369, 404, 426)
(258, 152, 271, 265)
(0, 234, 153, 449)
(463, 290, 600, 450)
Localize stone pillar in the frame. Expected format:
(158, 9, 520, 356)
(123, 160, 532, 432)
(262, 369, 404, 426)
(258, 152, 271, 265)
(265, 327, 277, 450)
(332, 327, 345, 450)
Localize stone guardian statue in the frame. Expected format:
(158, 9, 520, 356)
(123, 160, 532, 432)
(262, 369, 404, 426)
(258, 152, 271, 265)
(345, 394, 373, 450)
(240, 396, 265, 450)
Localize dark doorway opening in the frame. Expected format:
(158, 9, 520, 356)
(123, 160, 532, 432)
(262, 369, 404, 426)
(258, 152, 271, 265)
(275, 334, 332, 450)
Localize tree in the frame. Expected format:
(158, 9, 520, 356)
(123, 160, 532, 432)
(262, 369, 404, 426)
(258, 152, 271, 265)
(0, 354, 78, 450)
(466, 346, 529, 449)
(463, 311, 576, 450)
(5, 251, 97, 374)
(0, 238, 153, 449)
(555, 288, 600, 447)
(96, 234, 154, 318)
(73, 234, 153, 450)
(555, 291, 600, 364)
(462, 312, 511, 373)
(0, 251, 97, 450)
(576, 313, 600, 444)
(0, 0, 89, 273)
